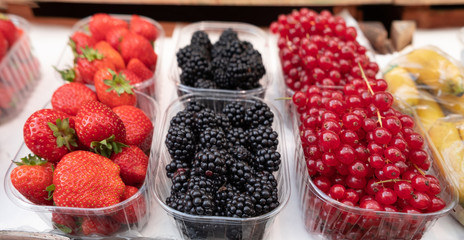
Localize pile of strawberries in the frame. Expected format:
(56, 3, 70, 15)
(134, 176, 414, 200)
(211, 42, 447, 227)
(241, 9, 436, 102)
(9, 80, 154, 236)
(56, 13, 159, 91)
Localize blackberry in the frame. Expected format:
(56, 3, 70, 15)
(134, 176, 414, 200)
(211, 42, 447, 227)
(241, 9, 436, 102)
(247, 125, 279, 152)
(228, 161, 255, 187)
(169, 188, 216, 216)
(177, 45, 212, 86)
(194, 108, 229, 133)
(199, 127, 227, 150)
(223, 102, 246, 127)
(187, 175, 222, 194)
(165, 160, 190, 178)
(225, 127, 248, 146)
(245, 171, 279, 215)
(215, 185, 255, 218)
(253, 148, 281, 172)
(185, 101, 206, 113)
(166, 192, 187, 212)
(169, 110, 194, 128)
(192, 148, 227, 178)
(228, 145, 253, 164)
(171, 169, 190, 193)
(244, 101, 274, 128)
(193, 78, 217, 89)
(165, 125, 196, 162)
(190, 30, 212, 51)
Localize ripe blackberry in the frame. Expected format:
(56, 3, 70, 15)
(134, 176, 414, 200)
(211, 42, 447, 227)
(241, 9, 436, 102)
(223, 102, 246, 127)
(187, 175, 222, 194)
(173, 188, 216, 216)
(199, 127, 227, 150)
(171, 168, 190, 193)
(247, 125, 279, 151)
(228, 161, 255, 187)
(194, 108, 230, 132)
(165, 125, 196, 162)
(190, 30, 212, 51)
(244, 100, 274, 128)
(225, 127, 248, 146)
(169, 109, 194, 128)
(166, 160, 190, 178)
(215, 185, 256, 218)
(245, 171, 279, 215)
(193, 78, 217, 89)
(228, 145, 253, 164)
(211, 29, 240, 59)
(177, 45, 212, 86)
(192, 148, 227, 178)
(253, 148, 281, 172)
(166, 191, 187, 212)
(185, 101, 206, 113)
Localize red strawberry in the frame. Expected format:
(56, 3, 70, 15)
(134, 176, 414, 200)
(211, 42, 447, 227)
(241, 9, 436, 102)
(126, 58, 154, 81)
(81, 216, 120, 236)
(105, 27, 129, 51)
(75, 100, 126, 156)
(75, 47, 116, 84)
(94, 41, 125, 71)
(119, 69, 143, 85)
(52, 213, 78, 234)
(0, 31, 7, 61)
(113, 105, 153, 152)
(53, 150, 125, 208)
(0, 14, 17, 46)
(112, 185, 146, 224)
(130, 15, 158, 42)
(111, 145, 148, 186)
(10, 154, 54, 205)
(54, 65, 84, 84)
(69, 31, 96, 56)
(120, 33, 157, 70)
(51, 82, 98, 116)
(23, 109, 77, 163)
(94, 68, 137, 108)
(89, 13, 128, 42)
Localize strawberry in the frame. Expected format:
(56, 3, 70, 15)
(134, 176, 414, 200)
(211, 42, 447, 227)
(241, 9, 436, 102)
(94, 41, 125, 71)
(10, 154, 54, 205)
(94, 68, 137, 108)
(89, 13, 128, 42)
(54, 65, 84, 84)
(111, 145, 148, 186)
(51, 82, 98, 116)
(120, 33, 157, 70)
(69, 31, 96, 56)
(53, 150, 125, 208)
(81, 216, 120, 236)
(126, 58, 154, 81)
(23, 109, 77, 163)
(0, 31, 7, 61)
(112, 185, 146, 224)
(75, 47, 116, 84)
(105, 27, 129, 51)
(75, 100, 126, 156)
(118, 69, 143, 85)
(0, 14, 17, 46)
(52, 213, 78, 234)
(130, 15, 158, 42)
(112, 105, 153, 152)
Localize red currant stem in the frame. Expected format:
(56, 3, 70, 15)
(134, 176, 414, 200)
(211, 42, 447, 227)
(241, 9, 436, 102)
(306, 33, 310, 39)
(275, 97, 292, 101)
(285, 36, 293, 51)
(358, 62, 374, 95)
(374, 179, 411, 185)
(377, 111, 384, 128)
(413, 163, 426, 176)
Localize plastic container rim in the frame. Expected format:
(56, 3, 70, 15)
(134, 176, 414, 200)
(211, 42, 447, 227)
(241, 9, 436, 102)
(153, 92, 291, 224)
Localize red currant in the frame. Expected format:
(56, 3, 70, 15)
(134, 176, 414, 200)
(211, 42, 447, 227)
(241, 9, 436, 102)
(336, 144, 356, 165)
(313, 176, 331, 193)
(319, 130, 341, 151)
(329, 184, 346, 201)
(394, 181, 414, 200)
(375, 187, 397, 205)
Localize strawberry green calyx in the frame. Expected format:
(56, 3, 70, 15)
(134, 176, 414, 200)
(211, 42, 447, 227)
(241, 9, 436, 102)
(104, 69, 135, 96)
(68, 39, 79, 58)
(90, 135, 128, 158)
(79, 46, 104, 62)
(46, 184, 55, 201)
(47, 118, 78, 151)
(54, 66, 76, 82)
(14, 154, 48, 166)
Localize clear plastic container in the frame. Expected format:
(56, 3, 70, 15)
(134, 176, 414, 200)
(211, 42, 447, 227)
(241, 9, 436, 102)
(0, 14, 41, 124)
(4, 91, 160, 239)
(54, 14, 165, 97)
(291, 104, 458, 240)
(153, 93, 290, 240)
(170, 21, 270, 98)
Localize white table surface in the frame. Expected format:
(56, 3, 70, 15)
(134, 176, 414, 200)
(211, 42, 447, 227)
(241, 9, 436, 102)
(1, 20, 464, 240)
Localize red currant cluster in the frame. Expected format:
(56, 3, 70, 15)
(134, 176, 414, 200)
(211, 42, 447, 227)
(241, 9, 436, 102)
(270, 8, 379, 92)
(294, 75, 446, 214)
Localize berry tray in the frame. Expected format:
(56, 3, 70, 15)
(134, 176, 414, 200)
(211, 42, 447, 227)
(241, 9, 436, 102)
(153, 94, 290, 240)
(170, 21, 270, 98)
(0, 14, 41, 124)
(291, 104, 457, 240)
(54, 14, 165, 97)
(4, 91, 160, 239)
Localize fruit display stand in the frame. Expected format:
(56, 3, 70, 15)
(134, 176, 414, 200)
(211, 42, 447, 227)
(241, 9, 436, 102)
(1, 16, 464, 240)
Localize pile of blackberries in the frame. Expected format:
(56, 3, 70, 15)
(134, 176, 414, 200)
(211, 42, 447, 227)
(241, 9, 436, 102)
(176, 29, 266, 90)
